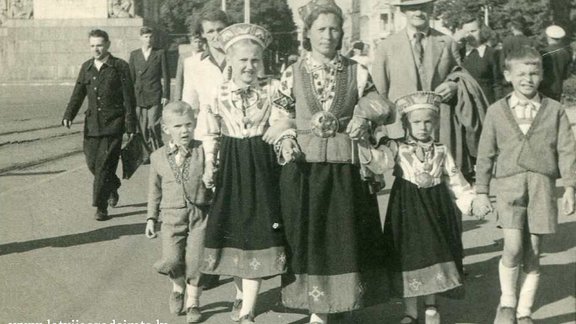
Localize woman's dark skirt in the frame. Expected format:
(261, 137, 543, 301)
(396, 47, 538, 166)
(280, 162, 389, 313)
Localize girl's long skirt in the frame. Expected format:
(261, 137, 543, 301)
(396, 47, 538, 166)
(280, 162, 389, 313)
(384, 177, 465, 299)
(201, 136, 286, 279)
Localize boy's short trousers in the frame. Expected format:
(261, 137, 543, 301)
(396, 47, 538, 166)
(154, 202, 207, 285)
(494, 172, 557, 234)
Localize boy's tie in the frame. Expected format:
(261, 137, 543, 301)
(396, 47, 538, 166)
(517, 101, 536, 120)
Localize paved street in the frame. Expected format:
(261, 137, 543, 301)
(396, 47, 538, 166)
(0, 85, 575, 324)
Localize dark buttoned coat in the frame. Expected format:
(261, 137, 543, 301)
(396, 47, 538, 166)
(63, 55, 137, 136)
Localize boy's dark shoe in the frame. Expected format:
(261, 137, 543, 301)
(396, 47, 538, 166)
(494, 306, 516, 324)
(169, 291, 184, 315)
(517, 316, 534, 324)
(108, 190, 119, 208)
(186, 306, 202, 323)
(94, 208, 109, 221)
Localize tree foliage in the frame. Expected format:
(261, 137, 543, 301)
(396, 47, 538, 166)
(186, 0, 297, 54)
(434, 0, 575, 45)
(158, 0, 204, 34)
(159, 0, 298, 73)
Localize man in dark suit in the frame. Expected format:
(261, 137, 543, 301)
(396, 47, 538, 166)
(129, 27, 170, 151)
(540, 25, 573, 101)
(459, 17, 503, 103)
(62, 29, 136, 220)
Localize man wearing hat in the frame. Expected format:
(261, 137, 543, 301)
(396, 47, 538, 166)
(372, 0, 461, 140)
(540, 25, 573, 101)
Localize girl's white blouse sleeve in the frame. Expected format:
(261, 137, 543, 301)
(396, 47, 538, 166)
(443, 150, 475, 215)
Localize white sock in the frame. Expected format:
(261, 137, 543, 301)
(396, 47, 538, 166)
(517, 272, 540, 318)
(499, 259, 520, 308)
(186, 283, 202, 308)
(239, 278, 261, 318)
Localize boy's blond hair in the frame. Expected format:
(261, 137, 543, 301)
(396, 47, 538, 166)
(504, 45, 542, 71)
(162, 101, 196, 125)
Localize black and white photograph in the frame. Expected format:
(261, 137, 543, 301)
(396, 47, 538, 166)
(0, 0, 575, 323)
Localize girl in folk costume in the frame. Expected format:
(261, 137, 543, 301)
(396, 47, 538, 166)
(361, 91, 484, 324)
(201, 24, 290, 324)
(274, 0, 394, 323)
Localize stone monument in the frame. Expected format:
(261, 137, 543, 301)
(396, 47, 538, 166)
(0, 0, 143, 82)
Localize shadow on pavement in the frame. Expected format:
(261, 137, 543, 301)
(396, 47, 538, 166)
(0, 169, 67, 176)
(111, 209, 146, 218)
(0, 223, 145, 256)
(537, 313, 576, 324)
(541, 220, 576, 254)
(453, 220, 576, 323)
(118, 202, 147, 208)
(199, 301, 230, 321)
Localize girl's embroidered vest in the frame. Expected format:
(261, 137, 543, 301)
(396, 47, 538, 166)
(292, 57, 359, 163)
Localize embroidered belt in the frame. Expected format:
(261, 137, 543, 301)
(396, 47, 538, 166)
(297, 112, 351, 138)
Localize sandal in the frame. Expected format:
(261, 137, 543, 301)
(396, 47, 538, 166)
(424, 305, 440, 324)
(400, 314, 419, 324)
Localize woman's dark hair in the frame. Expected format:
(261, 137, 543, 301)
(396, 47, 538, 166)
(301, 7, 344, 52)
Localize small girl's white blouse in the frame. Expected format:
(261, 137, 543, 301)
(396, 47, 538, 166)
(361, 139, 475, 214)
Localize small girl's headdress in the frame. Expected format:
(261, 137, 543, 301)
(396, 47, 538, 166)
(218, 23, 273, 52)
(395, 91, 442, 115)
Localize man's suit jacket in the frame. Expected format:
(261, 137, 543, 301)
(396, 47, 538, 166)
(372, 28, 460, 138)
(129, 48, 170, 107)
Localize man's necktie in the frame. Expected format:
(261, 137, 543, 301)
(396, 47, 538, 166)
(414, 32, 425, 66)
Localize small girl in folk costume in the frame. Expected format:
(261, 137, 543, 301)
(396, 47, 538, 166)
(201, 23, 290, 324)
(361, 92, 483, 324)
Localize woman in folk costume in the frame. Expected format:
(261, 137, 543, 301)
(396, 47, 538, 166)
(361, 92, 482, 324)
(201, 23, 290, 323)
(274, 0, 394, 323)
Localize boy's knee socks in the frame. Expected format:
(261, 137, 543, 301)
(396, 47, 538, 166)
(517, 272, 540, 317)
(499, 259, 520, 308)
(186, 283, 202, 308)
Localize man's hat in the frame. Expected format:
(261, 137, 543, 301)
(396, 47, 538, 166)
(394, 0, 436, 6)
(298, 0, 343, 22)
(218, 23, 273, 52)
(545, 25, 566, 39)
(395, 91, 442, 115)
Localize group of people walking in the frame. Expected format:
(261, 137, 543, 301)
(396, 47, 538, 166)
(60, 0, 576, 323)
